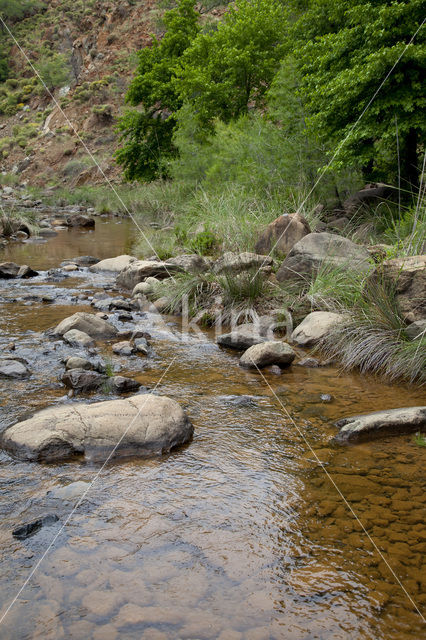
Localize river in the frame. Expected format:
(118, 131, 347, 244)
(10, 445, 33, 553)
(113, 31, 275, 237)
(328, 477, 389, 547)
(0, 218, 425, 639)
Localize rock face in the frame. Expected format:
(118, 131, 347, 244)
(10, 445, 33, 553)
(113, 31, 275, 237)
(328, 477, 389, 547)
(0, 359, 30, 379)
(374, 255, 426, 321)
(217, 324, 270, 350)
(255, 213, 311, 256)
(53, 312, 117, 339)
(239, 341, 296, 369)
(89, 255, 137, 273)
(213, 252, 273, 275)
(116, 260, 182, 289)
(276, 233, 371, 282)
(333, 407, 426, 444)
(167, 254, 210, 274)
(1, 394, 193, 462)
(0, 262, 38, 279)
(292, 311, 345, 347)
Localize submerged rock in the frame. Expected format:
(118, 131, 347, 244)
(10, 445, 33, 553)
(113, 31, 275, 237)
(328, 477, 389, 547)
(292, 311, 345, 347)
(1, 394, 193, 462)
(53, 312, 117, 339)
(239, 341, 296, 369)
(333, 407, 426, 444)
(13, 514, 59, 540)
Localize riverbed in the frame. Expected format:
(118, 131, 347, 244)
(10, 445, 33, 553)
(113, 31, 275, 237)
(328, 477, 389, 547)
(0, 218, 425, 640)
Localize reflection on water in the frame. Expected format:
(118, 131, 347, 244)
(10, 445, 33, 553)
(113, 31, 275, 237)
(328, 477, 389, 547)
(0, 221, 425, 640)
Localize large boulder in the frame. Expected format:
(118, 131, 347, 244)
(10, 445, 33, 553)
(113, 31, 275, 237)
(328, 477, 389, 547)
(239, 341, 296, 369)
(255, 213, 311, 257)
(333, 407, 426, 444)
(276, 233, 371, 283)
(373, 255, 426, 322)
(89, 255, 137, 273)
(1, 394, 193, 462)
(213, 252, 273, 275)
(167, 254, 211, 274)
(342, 183, 396, 215)
(65, 214, 95, 228)
(52, 312, 117, 339)
(292, 311, 345, 347)
(116, 260, 182, 289)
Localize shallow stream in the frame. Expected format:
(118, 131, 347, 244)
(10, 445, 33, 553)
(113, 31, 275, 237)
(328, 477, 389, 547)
(0, 218, 425, 640)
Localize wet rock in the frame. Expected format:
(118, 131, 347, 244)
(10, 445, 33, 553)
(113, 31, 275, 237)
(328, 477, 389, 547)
(320, 393, 333, 403)
(167, 254, 210, 274)
(90, 255, 137, 273)
(106, 376, 141, 394)
(63, 329, 95, 348)
(297, 357, 320, 368)
(112, 341, 134, 356)
(239, 341, 296, 369)
(12, 514, 59, 540)
(53, 312, 118, 339)
(0, 359, 31, 379)
(116, 260, 182, 289)
(333, 407, 426, 444)
(65, 356, 92, 370)
(1, 394, 194, 462)
(292, 311, 345, 347)
(217, 324, 269, 350)
(134, 337, 149, 355)
(47, 481, 90, 500)
(255, 213, 311, 256)
(406, 319, 426, 340)
(63, 263, 78, 272)
(66, 214, 95, 228)
(61, 369, 106, 393)
(0, 261, 38, 279)
(63, 255, 99, 266)
(213, 251, 273, 275)
(276, 232, 371, 283)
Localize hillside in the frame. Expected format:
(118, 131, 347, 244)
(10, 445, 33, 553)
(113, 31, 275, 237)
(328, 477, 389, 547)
(0, 0, 167, 187)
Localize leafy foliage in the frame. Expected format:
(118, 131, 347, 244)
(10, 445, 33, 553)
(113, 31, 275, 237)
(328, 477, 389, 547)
(292, 0, 426, 189)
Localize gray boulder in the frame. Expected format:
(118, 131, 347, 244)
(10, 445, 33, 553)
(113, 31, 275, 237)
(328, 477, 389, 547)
(63, 329, 94, 348)
(89, 255, 137, 273)
(333, 407, 426, 444)
(65, 356, 93, 370)
(0, 359, 30, 379)
(217, 324, 270, 350)
(276, 233, 371, 283)
(0, 262, 38, 279)
(61, 369, 106, 393)
(292, 311, 345, 347)
(372, 255, 426, 322)
(167, 254, 210, 274)
(213, 252, 273, 275)
(405, 319, 426, 341)
(116, 260, 182, 290)
(239, 341, 296, 369)
(53, 312, 117, 339)
(1, 394, 193, 462)
(112, 341, 135, 356)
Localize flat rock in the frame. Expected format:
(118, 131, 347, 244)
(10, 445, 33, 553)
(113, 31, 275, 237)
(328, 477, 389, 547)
(239, 341, 296, 369)
(1, 394, 193, 462)
(255, 213, 311, 256)
(0, 359, 30, 379)
(292, 311, 345, 347)
(217, 324, 269, 350)
(276, 232, 371, 283)
(53, 312, 117, 339)
(333, 407, 426, 444)
(63, 329, 95, 348)
(213, 252, 273, 275)
(89, 255, 137, 273)
(116, 260, 182, 290)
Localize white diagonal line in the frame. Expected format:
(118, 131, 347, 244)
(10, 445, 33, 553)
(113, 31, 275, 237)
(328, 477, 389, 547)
(0, 356, 177, 626)
(249, 358, 425, 623)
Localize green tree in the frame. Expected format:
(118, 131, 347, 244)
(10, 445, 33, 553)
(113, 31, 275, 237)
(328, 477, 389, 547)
(292, 0, 425, 190)
(177, 0, 288, 131)
(116, 0, 200, 181)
